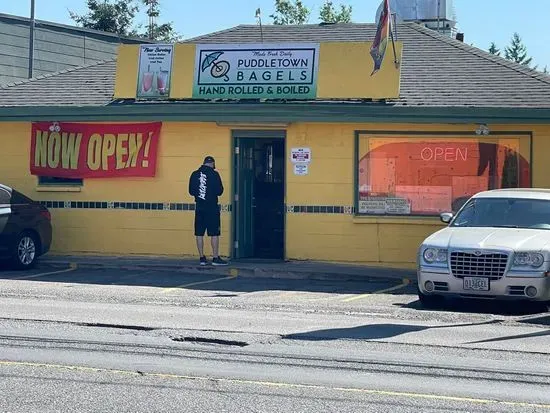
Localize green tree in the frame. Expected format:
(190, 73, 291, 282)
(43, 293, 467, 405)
(504, 32, 533, 67)
(70, 0, 180, 41)
(131, 0, 181, 42)
(488, 42, 500, 56)
(319, 1, 352, 23)
(69, 0, 139, 35)
(270, 0, 310, 25)
(543, 66, 548, 74)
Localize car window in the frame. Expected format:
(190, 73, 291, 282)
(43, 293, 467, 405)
(0, 188, 10, 205)
(451, 197, 550, 229)
(10, 190, 33, 205)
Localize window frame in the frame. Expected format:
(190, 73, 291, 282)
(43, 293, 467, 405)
(0, 187, 11, 205)
(37, 176, 83, 187)
(353, 130, 533, 218)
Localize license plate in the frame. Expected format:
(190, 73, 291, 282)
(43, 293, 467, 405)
(463, 277, 489, 291)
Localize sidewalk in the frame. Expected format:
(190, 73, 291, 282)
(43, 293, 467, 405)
(41, 254, 416, 282)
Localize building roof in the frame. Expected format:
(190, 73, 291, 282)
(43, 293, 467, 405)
(0, 59, 117, 107)
(0, 12, 150, 43)
(0, 22, 549, 109)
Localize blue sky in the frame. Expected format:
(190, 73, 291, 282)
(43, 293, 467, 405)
(3, 0, 549, 69)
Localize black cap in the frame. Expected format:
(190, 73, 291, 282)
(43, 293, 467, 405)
(203, 156, 215, 164)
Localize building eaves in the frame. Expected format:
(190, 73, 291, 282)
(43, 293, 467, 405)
(0, 12, 154, 43)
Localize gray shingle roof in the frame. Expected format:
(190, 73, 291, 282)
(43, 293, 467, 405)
(0, 59, 116, 107)
(186, 23, 550, 108)
(0, 22, 549, 109)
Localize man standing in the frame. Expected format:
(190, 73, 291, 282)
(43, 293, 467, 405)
(188, 156, 228, 266)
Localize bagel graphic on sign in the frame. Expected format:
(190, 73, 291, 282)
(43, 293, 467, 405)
(201, 51, 231, 82)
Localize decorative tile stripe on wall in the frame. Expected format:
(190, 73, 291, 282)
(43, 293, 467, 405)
(39, 201, 232, 212)
(286, 205, 355, 214)
(38, 202, 356, 214)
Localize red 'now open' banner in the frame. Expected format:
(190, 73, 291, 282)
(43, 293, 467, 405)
(30, 122, 162, 178)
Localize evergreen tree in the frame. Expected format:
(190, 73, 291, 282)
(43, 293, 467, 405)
(488, 42, 500, 56)
(270, 0, 311, 25)
(319, 1, 352, 23)
(504, 32, 533, 67)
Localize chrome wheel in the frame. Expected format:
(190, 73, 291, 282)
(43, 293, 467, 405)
(17, 236, 36, 266)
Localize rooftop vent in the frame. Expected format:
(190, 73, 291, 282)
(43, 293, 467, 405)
(376, 0, 458, 37)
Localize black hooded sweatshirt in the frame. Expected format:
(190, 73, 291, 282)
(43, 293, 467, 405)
(188, 165, 224, 209)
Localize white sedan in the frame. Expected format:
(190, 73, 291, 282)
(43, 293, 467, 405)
(417, 188, 550, 308)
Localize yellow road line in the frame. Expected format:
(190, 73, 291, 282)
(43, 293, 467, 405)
(10, 263, 78, 280)
(1, 360, 548, 409)
(342, 278, 411, 302)
(163, 274, 237, 292)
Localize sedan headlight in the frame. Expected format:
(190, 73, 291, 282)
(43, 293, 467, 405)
(513, 252, 544, 268)
(423, 247, 448, 264)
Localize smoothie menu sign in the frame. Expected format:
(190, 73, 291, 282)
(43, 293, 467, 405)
(193, 43, 320, 99)
(137, 44, 173, 98)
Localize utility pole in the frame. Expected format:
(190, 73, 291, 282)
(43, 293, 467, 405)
(255, 8, 263, 42)
(146, 0, 158, 40)
(28, 0, 35, 79)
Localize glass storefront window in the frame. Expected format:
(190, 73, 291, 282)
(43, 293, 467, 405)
(355, 133, 532, 216)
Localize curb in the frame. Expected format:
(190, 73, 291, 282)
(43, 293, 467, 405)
(41, 259, 415, 283)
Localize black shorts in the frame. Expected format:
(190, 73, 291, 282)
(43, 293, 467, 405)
(194, 206, 221, 236)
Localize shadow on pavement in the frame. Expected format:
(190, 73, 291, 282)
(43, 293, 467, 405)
(394, 297, 548, 316)
(465, 329, 550, 345)
(517, 314, 550, 326)
(0, 262, 415, 295)
(283, 320, 501, 341)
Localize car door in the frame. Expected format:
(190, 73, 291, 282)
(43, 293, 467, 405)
(0, 187, 12, 256)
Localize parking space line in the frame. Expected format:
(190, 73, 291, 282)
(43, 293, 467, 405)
(9, 263, 78, 280)
(342, 278, 411, 302)
(276, 292, 345, 302)
(162, 274, 238, 293)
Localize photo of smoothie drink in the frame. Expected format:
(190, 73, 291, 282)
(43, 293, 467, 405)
(157, 70, 169, 95)
(142, 64, 153, 93)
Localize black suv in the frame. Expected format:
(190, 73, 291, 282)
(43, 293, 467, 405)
(0, 184, 52, 269)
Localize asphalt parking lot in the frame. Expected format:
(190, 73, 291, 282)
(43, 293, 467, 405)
(0, 262, 414, 295)
(1, 262, 548, 318)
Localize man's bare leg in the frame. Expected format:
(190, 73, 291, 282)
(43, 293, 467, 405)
(196, 236, 205, 256)
(211, 236, 228, 265)
(211, 236, 219, 257)
(196, 236, 208, 265)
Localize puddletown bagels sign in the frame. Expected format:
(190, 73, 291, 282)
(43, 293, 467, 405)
(193, 43, 320, 99)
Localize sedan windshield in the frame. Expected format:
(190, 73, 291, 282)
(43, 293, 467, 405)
(451, 197, 550, 229)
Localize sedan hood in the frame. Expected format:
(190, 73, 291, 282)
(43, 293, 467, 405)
(424, 227, 550, 252)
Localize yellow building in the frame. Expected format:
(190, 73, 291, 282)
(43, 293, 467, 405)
(1, 23, 550, 269)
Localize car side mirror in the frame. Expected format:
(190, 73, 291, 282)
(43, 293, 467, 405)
(440, 212, 453, 223)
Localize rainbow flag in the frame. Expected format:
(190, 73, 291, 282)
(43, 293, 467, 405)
(370, 0, 391, 75)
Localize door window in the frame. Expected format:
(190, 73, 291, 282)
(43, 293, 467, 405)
(0, 189, 10, 205)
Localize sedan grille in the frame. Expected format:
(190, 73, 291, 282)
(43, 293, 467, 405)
(450, 251, 508, 280)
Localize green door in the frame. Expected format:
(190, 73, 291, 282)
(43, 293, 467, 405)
(233, 138, 255, 258)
